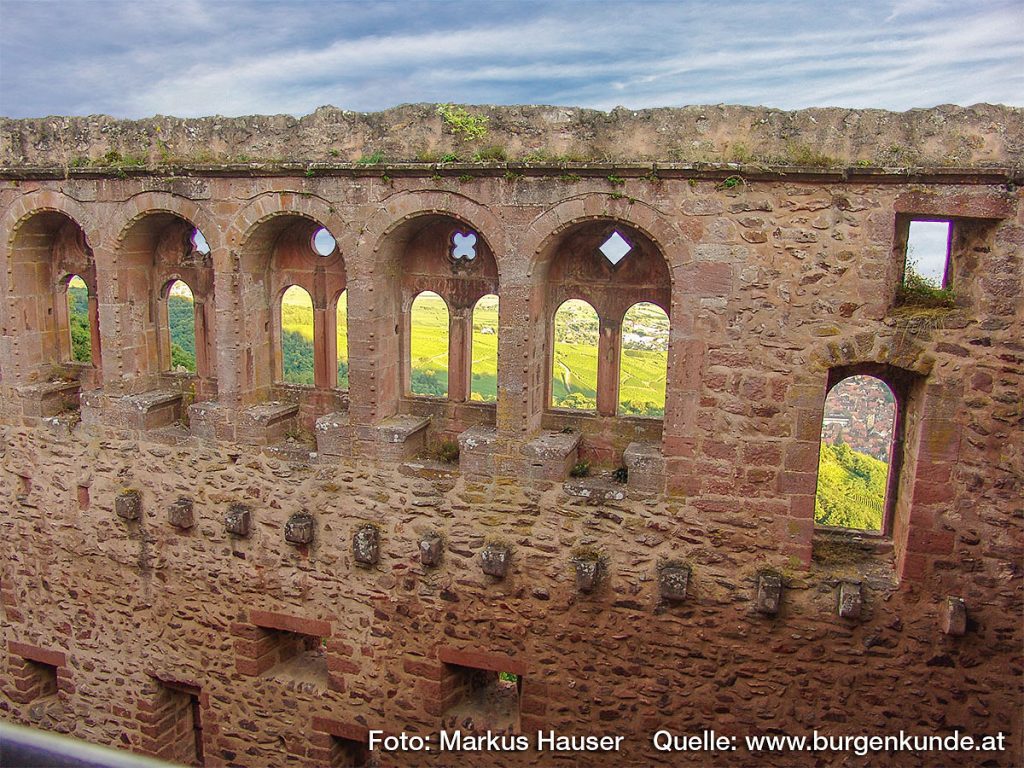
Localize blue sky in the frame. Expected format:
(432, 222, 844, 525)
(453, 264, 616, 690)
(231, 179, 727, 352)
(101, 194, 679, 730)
(1, 0, 1021, 118)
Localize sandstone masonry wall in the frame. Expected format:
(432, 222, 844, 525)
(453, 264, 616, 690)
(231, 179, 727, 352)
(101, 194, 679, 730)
(0, 106, 1021, 767)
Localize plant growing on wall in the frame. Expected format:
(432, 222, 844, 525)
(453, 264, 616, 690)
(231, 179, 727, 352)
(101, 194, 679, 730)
(436, 104, 489, 141)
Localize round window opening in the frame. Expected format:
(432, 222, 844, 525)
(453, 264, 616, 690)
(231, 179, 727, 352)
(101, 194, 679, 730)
(312, 227, 337, 257)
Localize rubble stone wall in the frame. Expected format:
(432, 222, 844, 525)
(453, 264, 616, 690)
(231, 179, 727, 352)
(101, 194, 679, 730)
(0, 105, 1021, 767)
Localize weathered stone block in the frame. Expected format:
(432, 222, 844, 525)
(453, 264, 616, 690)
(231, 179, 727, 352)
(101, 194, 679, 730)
(481, 545, 511, 579)
(168, 497, 194, 529)
(573, 557, 602, 594)
(419, 535, 443, 567)
(225, 504, 252, 537)
(837, 582, 863, 620)
(521, 431, 581, 481)
(755, 570, 783, 615)
(237, 402, 299, 446)
(658, 562, 691, 602)
(353, 524, 380, 565)
(115, 490, 141, 521)
(623, 441, 665, 495)
(285, 513, 315, 545)
(942, 596, 967, 636)
(314, 412, 352, 458)
(457, 425, 498, 476)
(373, 415, 430, 462)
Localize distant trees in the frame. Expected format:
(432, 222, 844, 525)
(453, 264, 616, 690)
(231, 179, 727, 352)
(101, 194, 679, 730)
(67, 283, 92, 363)
(167, 295, 196, 372)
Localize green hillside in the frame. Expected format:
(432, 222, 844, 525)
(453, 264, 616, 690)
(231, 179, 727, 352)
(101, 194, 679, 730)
(67, 278, 91, 363)
(814, 441, 888, 531)
(253, 290, 668, 411)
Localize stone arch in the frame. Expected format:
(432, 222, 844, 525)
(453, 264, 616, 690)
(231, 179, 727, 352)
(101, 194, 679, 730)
(361, 191, 503, 410)
(225, 194, 347, 399)
(107, 192, 219, 255)
(106, 201, 218, 389)
(227, 192, 345, 273)
(810, 331, 935, 378)
(2, 190, 99, 254)
(2, 192, 102, 385)
(363, 190, 504, 275)
(522, 194, 683, 283)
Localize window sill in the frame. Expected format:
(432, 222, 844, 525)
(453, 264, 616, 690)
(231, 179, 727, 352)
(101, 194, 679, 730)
(813, 527, 894, 565)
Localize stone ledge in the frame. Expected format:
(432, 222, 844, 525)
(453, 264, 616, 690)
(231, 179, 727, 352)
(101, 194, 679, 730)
(13, 381, 81, 422)
(623, 441, 666, 495)
(399, 459, 459, 487)
(373, 415, 430, 462)
(562, 477, 627, 502)
(521, 431, 581, 482)
(81, 389, 183, 431)
(237, 402, 299, 446)
(457, 425, 498, 476)
(187, 401, 236, 442)
(314, 411, 352, 458)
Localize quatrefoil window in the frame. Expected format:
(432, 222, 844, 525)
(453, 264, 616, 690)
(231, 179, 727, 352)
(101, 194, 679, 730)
(451, 231, 478, 261)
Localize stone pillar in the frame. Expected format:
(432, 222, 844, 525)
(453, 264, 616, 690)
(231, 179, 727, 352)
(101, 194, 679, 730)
(596, 315, 620, 416)
(447, 306, 471, 403)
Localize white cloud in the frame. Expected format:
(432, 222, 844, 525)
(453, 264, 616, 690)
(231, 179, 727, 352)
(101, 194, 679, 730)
(1, 0, 1021, 117)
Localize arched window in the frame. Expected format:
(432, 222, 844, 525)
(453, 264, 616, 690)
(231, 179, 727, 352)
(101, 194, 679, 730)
(163, 280, 197, 373)
(618, 302, 668, 418)
(409, 291, 449, 398)
(279, 285, 315, 386)
(335, 289, 349, 389)
(470, 294, 499, 402)
(551, 299, 598, 411)
(65, 274, 92, 364)
(814, 375, 897, 532)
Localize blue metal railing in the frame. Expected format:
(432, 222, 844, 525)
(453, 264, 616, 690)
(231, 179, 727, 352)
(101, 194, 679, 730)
(0, 720, 177, 768)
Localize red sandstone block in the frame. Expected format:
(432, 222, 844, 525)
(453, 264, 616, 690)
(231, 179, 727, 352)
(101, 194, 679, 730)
(789, 494, 815, 519)
(326, 655, 360, 675)
(520, 696, 547, 716)
(908, 528, 955, 556)
(912, 481, 954, 506)
(784, 441, 820, 472)
(900, 552, 929, 581)
(249, 609, 333, 638)
(679, 262, 733, 295)
(782, 542, 813, 568)
(311, 716, 368, 743)
(325, 638, 355, 655)
(743, 442, 783, 466)
(402, 658, 442, 680)
(229, 622, 265, 640)
(233, 635, 279, 659)
(9, 641, 66, 668)
(328, 673, 346, 693)
(702, 440, 736, 461)
(437, 647, 526, 676)
(777, 471, 817, 496)
(235, 652, 276, 677)
(520, 716, 546, 733)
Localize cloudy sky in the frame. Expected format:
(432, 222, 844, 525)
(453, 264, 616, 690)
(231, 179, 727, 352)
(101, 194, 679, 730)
(1, 0, 1021, 119)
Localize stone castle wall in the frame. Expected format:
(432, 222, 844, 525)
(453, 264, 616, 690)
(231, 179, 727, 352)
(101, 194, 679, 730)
(0, 105, 1021, 766)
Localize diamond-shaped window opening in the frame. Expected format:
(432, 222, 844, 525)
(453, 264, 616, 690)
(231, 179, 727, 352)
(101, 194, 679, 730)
(311, 227, 337, 257)
(599, 231, 632, 266)
(451, 230, 478, 261)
